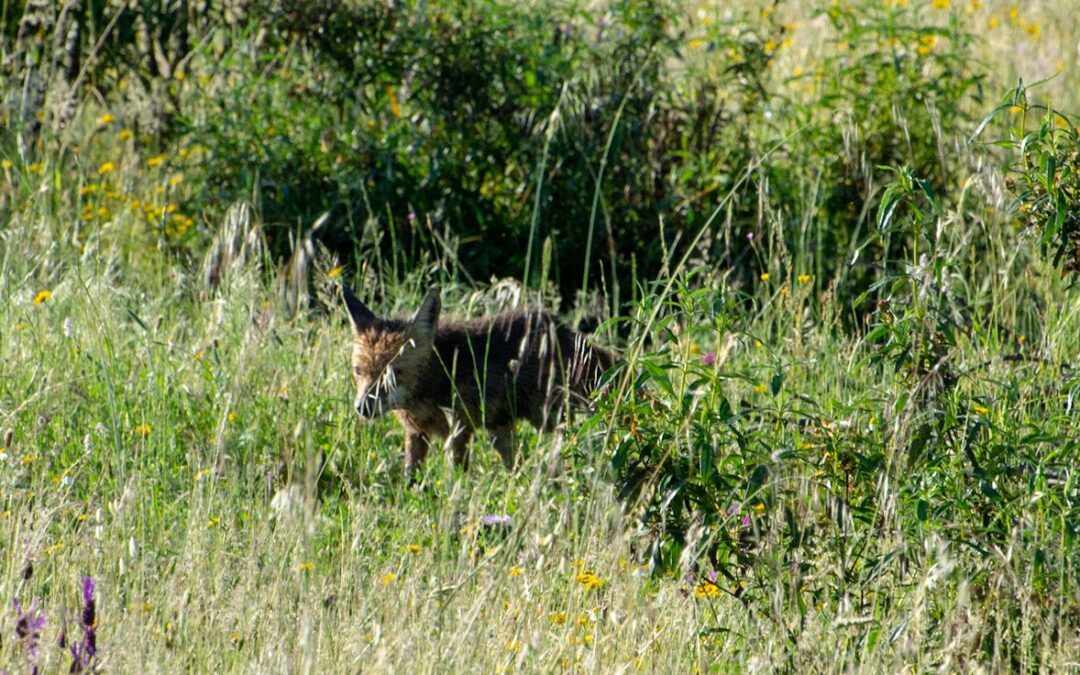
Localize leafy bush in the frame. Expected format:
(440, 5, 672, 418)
(180, 0, 775, 302)
(985, 87, 1080, 277)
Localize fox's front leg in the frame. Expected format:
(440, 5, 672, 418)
(397, 408, 449, 481)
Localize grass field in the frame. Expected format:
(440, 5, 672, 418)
(3, 0, 1080, 672)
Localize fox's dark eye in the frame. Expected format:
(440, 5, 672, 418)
(353, 366, 362, 377)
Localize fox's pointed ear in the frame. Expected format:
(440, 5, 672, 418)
(343, 285, 376, 332)
(409, 287, 441, 340)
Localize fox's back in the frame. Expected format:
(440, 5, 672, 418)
(424, 310, 611, 428)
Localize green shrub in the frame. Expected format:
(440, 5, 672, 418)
(174, 0, 783, 303)
(983, 86, 1080, 277)
(778, 0, 984, 310)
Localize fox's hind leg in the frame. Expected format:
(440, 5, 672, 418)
(404, 432, 431, 480)
(489, 424, 518, 470)
(447, 420, 473, 471)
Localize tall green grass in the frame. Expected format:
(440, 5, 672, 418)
(2, 0, 1080, 672)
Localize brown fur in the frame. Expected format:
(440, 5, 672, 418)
(344, 286, 615, 478)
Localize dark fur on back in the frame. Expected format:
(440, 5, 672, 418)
(422, 310, 613, 430)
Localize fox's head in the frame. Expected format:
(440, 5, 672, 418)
(343, 286, 441, 419)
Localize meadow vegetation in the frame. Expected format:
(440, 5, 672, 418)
(2, 0, 1080, 671)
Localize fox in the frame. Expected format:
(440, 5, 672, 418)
(343, 285, 615, 479)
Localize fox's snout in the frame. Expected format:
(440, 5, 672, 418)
(355, 394, 381, 419)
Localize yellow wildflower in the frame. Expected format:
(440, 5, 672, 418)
(380, 573, 397, 585)
(972, 403, 989, 415)
(296, 561, 314, 572)
(98, 161, 115, 175)
(147, 154, 167, 168)
(33, 290, 52, 305)
(119, 129, 134, 141)
(760, 272, 770, 282)
(508, 566, 523, 577)
(931, 0, 949, 10)
(407, 543, 422, 553)
(98, 113, 115, 125)
(763, 39, 778, 54)
(917, 35, 938, 56)
(136, 423, 152, 437)
(28, 162, 44, 174)
(576, 571, 605, 590)
(1, 159, 12, 169)
(694, 581, 720, 598)
(797, 274, 812, 284)
(688, 38, 705, 50)
(550, 612, 567, 625)
(207, 516, 221, 527)
(327, 266, 343, 279)
(754, 383, 767, 394)
(386, 85, 401, 118)
(780, 285, 789, 297)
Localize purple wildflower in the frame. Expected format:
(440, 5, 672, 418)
(81, 578, 95, 634)
(480, 514, 512, 527)
(14, 598, 46, 675)
(707, 569, 718, 584)
(701, 352, 716, 367)
(726, 502, 741, 517)
(70, 576, 97, 673)
(14, 599, 46, 655)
